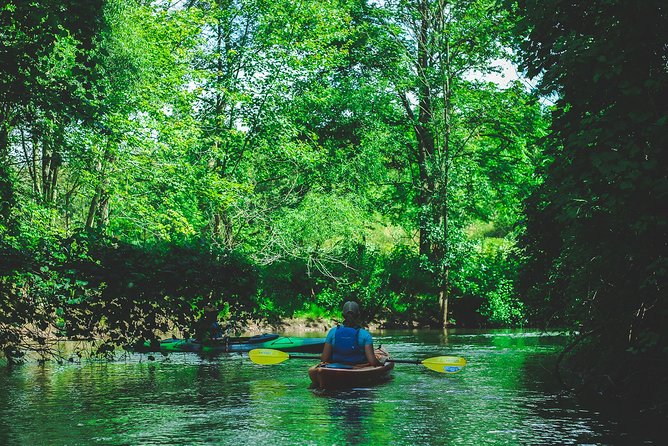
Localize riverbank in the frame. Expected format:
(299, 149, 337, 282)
(245, 317, 383, 335)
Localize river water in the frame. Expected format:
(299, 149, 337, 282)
(0, 329, 659, 445)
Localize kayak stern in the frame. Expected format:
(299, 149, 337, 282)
(308, 349, 394, 389)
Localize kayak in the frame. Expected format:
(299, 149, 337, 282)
(132, 333, 326, 354)
(308, 348, 394, 389)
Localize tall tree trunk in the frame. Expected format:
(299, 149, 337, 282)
(436, 4, 452, 328)
(208, 6, 235, 248)
(414, 0, 452, 328)
(85, 180, 101, 230)
(40, 134, 49, 203)
(38, 130, 62, 204)
(19, 127, 39, 196)
(417, 0, 436, 259)
(86, 142, 112, 230)
(436, 163, 450, 327)
(0, 121, 13, 224)
(97, 191, 109, 230)
(0, 107, 12, 160)
(221, 211, 234, 249)
(0, 126, 7, 159)
(438, 271, 449, 327)
(86, 181, 110, 231)
(46, 148, 61, 203)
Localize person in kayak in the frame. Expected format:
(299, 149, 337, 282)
(195, 302, 223, 342)
(321, 301, 381, 366)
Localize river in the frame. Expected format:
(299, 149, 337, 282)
(0, 329, 659, 445)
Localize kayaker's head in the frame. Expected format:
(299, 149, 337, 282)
(342, 300, 361, 327)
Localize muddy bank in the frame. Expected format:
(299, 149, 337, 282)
(245, 317, 383, 335)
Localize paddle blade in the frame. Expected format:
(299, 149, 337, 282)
(421, 356, 467, 373)
(249, 349, 290, 365)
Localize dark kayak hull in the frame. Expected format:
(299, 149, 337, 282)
(133, 334, 326, 354)
(308, 349, 394, 389)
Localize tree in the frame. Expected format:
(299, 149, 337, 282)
(365, 0, 543, 326)
(0, 0, 104, 154)
(518, 0, 668, 409)
(0, 0, 105, 232)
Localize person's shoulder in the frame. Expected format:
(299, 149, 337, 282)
(359, 328, 373, 344)
(325, 326, 338, 342)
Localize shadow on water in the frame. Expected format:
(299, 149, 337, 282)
(521, 356, 668, 444)
(0, 365, 15, 445)
(310, 386, 379, 446)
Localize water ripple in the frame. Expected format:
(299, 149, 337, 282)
(0, 330, 657, 445)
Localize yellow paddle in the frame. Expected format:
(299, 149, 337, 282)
(248, 348, 467, 373)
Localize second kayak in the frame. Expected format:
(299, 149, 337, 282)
(133, 333, 326, 354)
(308, 348, 394, 389)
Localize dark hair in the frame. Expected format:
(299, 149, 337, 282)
(342, 301, 361, 327)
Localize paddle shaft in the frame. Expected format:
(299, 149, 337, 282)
(288, 354, 321, 360)
(287, 354, 421, 365)
(386, 359, 421, 365)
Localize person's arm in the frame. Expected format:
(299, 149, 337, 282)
(364, 344, 381, 366)
(321, 342, 333, 363)
(321, 328, 335, 362)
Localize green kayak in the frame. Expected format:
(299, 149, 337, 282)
(131, 333, 326, 354)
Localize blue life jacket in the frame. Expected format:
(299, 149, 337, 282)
(331, 326, 367, 364)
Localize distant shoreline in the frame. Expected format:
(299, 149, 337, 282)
(245, 317, 382, 336)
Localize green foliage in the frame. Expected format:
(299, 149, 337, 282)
(1, 0, 551, 361)
(465, 239, 525, 326)
(0, 0, 105, 124)
(517, 0, 668, 411)
(292, 302, 336, 323)
(0, 231, 257, 360)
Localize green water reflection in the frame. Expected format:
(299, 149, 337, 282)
(0, 330, 657, 445)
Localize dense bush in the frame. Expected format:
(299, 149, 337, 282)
(517, 0, 667, 413)
(256, 241, 524, 328)
(0, 231, 257, 361)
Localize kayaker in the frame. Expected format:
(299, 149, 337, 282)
(321, 301, 381, 366)
(195, 302, 223, 342)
